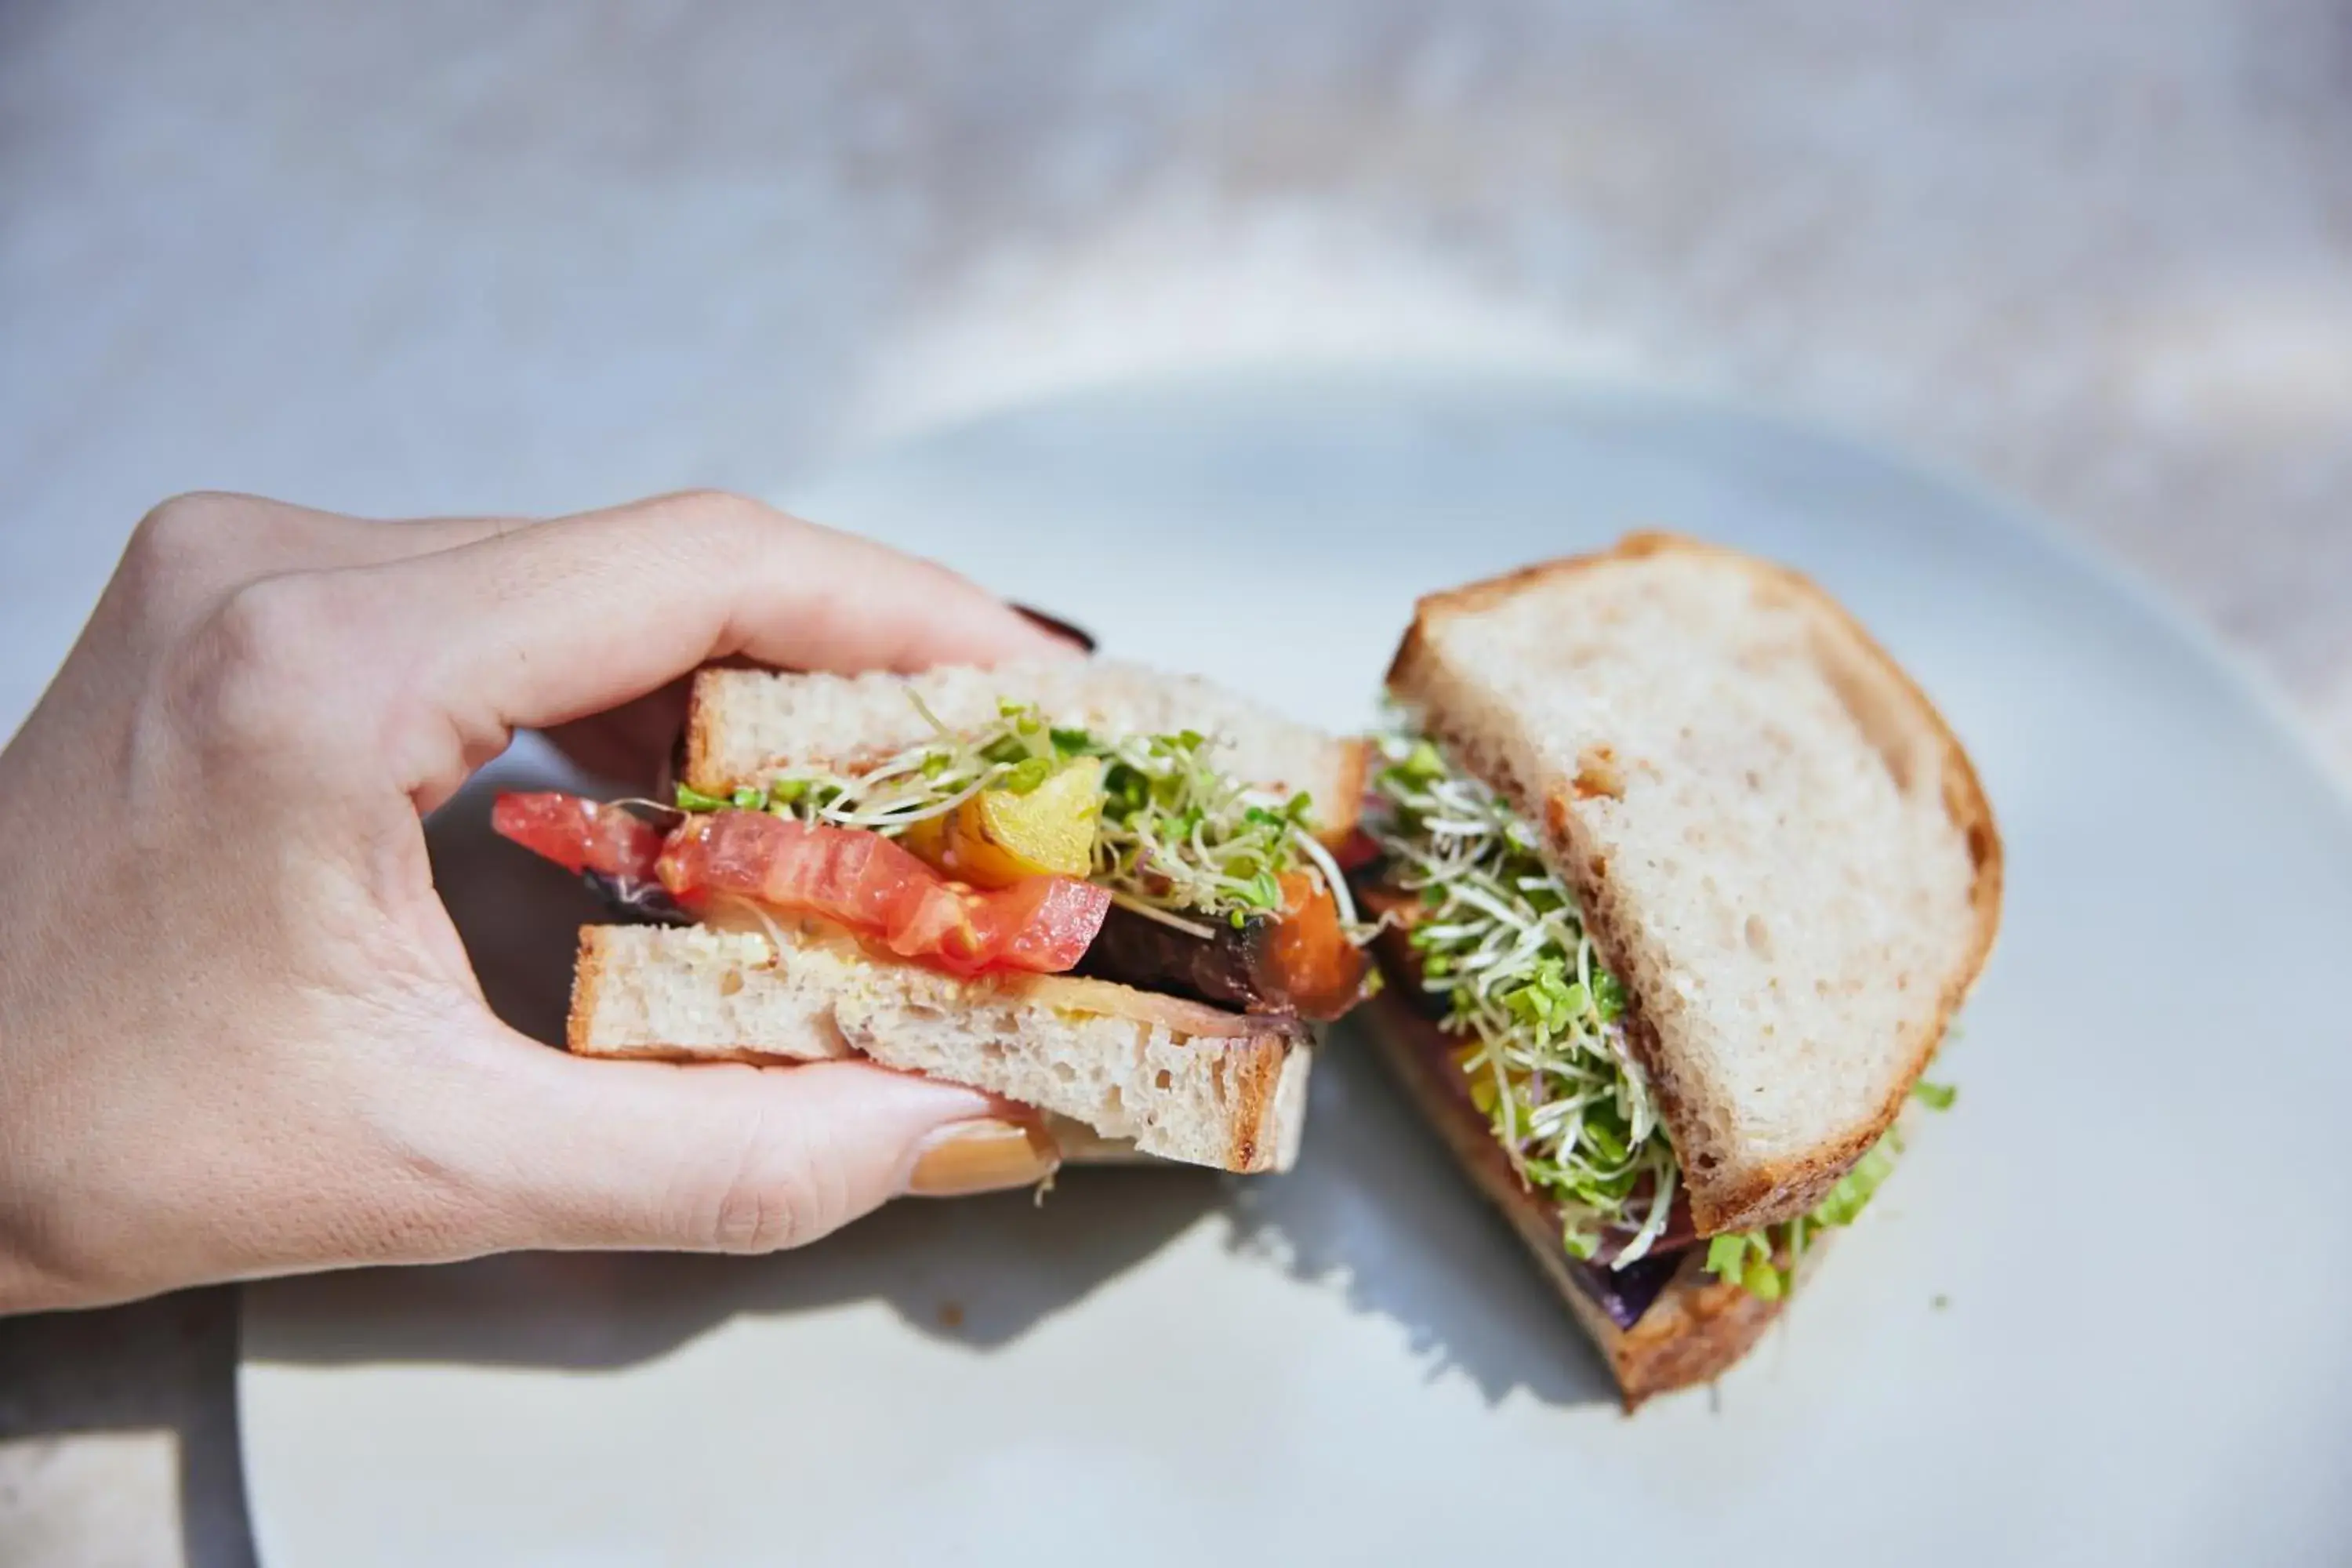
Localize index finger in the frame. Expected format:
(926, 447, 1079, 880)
(373, 488, 1079, 732)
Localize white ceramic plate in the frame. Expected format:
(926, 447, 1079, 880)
(240, 370, 2352, 1566)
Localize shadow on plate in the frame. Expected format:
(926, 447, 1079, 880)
(0, 1287, 258, 1568)
(1219, 1022, 1618, 1409)
(247, 765, 1617, 1410)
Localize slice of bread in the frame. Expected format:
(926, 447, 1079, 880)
(1388, 534, 2001, 1233)
(684, 661, 1367, 837)
(1363, 989, 1797, 1407)
(568, 924, 1312, 1174)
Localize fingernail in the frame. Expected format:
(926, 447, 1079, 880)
(1013, 604, 1098, 653)
(906, 1118, 1061, 1197)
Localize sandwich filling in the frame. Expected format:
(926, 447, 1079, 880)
(1358, 728, 1930, 1319)
(497, 697, 1370, 1020)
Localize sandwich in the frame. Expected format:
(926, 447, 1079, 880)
(495, 661, 1374, 1173)
(1350, 535, 2002, 1406)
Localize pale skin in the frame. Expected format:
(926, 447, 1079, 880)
(0, 490, 1074, 1314)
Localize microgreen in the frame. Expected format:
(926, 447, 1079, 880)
(1366, 727, 1678, 1265)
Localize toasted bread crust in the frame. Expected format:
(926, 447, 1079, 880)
(1362, 989, 1786, 1407)
(681, 667, 726, 799)
(563, 925, 601, 1058)
(1222, 1032, 1283, 1172)
(1323, 738, 1371, 846)
(1554, 1236, 1795, 1409)
(1388, 532, 2002, 1234)
(566, 925, 1309, 1174)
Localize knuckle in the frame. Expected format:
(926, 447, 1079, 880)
(647, 489, 789, 550)
(183, 574, 345, 746)
(128, 491, 241, 571)
(117, 492, 249, 619)
(660, 487, 766, 521)
(209, 575, 325, 681)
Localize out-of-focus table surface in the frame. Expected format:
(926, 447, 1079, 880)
(2, 4, 2347, 1563)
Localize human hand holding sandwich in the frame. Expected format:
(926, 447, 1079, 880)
(0, 489, 1082, 1314)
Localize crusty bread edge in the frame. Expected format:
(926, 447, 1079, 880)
(681, 666, 729, 797)
(562, 924, 602, 1058)
(1362, 989, 1788, 1408)
(565, 925, 1309, 1174)
(1320, 737, 1370, 846)
(1386, 532, 2003, 1233)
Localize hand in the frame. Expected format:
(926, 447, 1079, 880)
(0, 490, 1080, 1312)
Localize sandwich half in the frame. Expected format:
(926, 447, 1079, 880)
(1352, 534, 2002, 1405)
(496, 660, 1374, 1173)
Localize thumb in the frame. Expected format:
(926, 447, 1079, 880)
(456, 1035, 1061, 1254)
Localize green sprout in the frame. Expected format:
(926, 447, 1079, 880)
(1366, 728, 1679, 1265)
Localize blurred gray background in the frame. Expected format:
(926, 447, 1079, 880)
(2, 2, 2349, 1563)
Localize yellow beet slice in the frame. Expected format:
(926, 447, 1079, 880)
(967, 756, 1102, 880)
(905, 757, 1103, 887)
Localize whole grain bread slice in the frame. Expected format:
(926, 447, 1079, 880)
(684, 660, 1367, 839)
(1388, 534, 2001, 1233)
(568, 923, 1312, 1173)
(1363, 989, 1796, 1407)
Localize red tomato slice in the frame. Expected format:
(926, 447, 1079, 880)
(655, 809, 1109, 977)
(492, 793, 666, 881)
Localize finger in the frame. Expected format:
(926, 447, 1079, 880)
(383, 491, 1077, 735)
(546, 619, 1094, 789)
(295, 506, 536, 567)
(105, 495, 543, 670)
(330, 514, 537, 564)
(540, 678, 691, 788)
(443, 1037, 1058, 1254)
(122, 492, 532, 614)
(1011, 604, 1098, 653)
